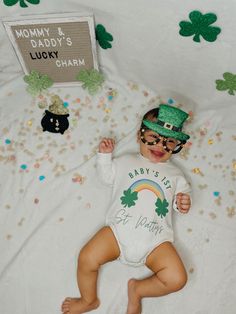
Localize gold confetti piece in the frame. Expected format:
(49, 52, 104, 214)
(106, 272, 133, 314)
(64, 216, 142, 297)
(189, 268, 194, 274)
(192, 167, 204, 176)
(5, 204, 11, 209)
(105, 108, 111, 114)
(208, 139, 214, 145)
(233, 162, 236, 170)
(227, 206, 236, 218)
(27, 120, 33, 126)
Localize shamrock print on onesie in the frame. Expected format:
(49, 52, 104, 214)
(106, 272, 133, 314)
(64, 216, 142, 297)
(96, 152, 191, 266)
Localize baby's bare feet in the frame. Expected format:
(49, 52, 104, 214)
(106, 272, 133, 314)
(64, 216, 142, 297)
(127, 279, 142, 314)
(61, 297, 100, 314)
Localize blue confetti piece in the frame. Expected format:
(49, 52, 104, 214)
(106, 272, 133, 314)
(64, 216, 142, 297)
(20, 164, 27, 170)
(5, 139, 11, 144)
(108, 95, 113, 101)
(39, 175, 45, 181)
(213, 191, 220, 197)
(167, 98, 174, 104)
(63, 102, 69, 108)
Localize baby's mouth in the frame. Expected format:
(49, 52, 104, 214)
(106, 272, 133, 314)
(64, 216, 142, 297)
(150, 149, 165, 158)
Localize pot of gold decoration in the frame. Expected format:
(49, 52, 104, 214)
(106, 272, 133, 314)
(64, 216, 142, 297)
(41, 95, 69, 134)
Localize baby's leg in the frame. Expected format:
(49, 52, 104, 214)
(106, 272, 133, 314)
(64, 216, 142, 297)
(62, 226, 120, 314)
(127, 242, 187, 314)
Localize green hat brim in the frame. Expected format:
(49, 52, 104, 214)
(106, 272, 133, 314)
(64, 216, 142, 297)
(143, 120, 190, 141)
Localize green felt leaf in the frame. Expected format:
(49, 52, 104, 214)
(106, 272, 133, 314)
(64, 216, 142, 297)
(96, 24, 113, 49)
(216, 72, 236, 95)
(179, 10, 221, 43)
(76, 69, 105, 95)
(24, 70, 53, 96)
(4, 0, 40, 7)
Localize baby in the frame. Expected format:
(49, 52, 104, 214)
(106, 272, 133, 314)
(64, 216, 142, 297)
(62, 104, 192, 314)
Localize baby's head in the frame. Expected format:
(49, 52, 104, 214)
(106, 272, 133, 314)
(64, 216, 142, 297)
(137, 104, 190, 163)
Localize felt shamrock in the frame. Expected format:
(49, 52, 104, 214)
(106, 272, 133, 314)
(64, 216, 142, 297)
(23, 70, 53, 96)
(76, 69, 105, 95)
(216, 72, 236, 95)
(179, 11, 221, 43)
(155, 198, 169, 218)
(120, 188, 138, 208)
(95, 24, 113, 49)
(3, 0, 40, 8)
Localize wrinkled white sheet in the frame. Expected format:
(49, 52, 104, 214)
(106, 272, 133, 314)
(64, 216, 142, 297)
(0, 1, 236, 314)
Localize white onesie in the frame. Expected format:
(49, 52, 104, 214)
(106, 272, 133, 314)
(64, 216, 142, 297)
(96, 152, 191, 266)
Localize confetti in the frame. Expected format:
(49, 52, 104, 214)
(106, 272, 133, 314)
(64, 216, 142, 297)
(5, 139, 11, 144)
(213, 191, 220, 197)
(192, 167, 203, 175)
(39, 175, 45, 181)
(20, 164, 27, 170)
(34, 198, 39, 204)
(63, 102, 69, 108)
(208, 139, 214, 145)
(27, 120, 33, 126)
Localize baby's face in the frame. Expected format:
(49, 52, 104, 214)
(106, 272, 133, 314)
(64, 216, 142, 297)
(138, 130, 173, 163)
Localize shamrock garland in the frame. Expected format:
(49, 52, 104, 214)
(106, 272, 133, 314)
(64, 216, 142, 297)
(3, 0, 40, 8)
(76, 69, 105, 95)
(95, 24, 113, 49)
(216, 72, 236, 95)
(179, 10, 221, 43)
(23, 70, 53, 96)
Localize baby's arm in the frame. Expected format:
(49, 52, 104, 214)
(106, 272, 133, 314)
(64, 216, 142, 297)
(96, 138, 116, 185)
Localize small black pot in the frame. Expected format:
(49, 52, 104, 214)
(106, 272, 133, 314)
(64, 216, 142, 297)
(41, 110, 69, 134)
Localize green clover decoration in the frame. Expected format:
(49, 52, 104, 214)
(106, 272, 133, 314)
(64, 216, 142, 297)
(3, 0, 40, 8)
(155, 198, 169, 218)
(120, 188, 138, 208)
(95, 24, 113, 49)
(23, 70, 53, 96)
(179, 11, 221, 43)
(216, 72, 236, 95)
(76, 69, 105, 95)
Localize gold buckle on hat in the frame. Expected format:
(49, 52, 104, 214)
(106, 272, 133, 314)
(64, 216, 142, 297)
(163, 122, 173, 130)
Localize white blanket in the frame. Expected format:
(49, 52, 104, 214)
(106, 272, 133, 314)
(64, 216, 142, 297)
(0, 1, 236, 314)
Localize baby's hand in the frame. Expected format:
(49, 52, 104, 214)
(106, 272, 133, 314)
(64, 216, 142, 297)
(99, 138, 115, 154)
(176, 193, 191, 214)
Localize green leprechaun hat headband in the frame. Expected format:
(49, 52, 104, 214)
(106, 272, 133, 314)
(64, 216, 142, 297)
(142, 104, 190, 141)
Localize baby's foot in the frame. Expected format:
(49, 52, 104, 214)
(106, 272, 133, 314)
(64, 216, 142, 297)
(61, 297, 100, 314)
(126, 279, 142, 314)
